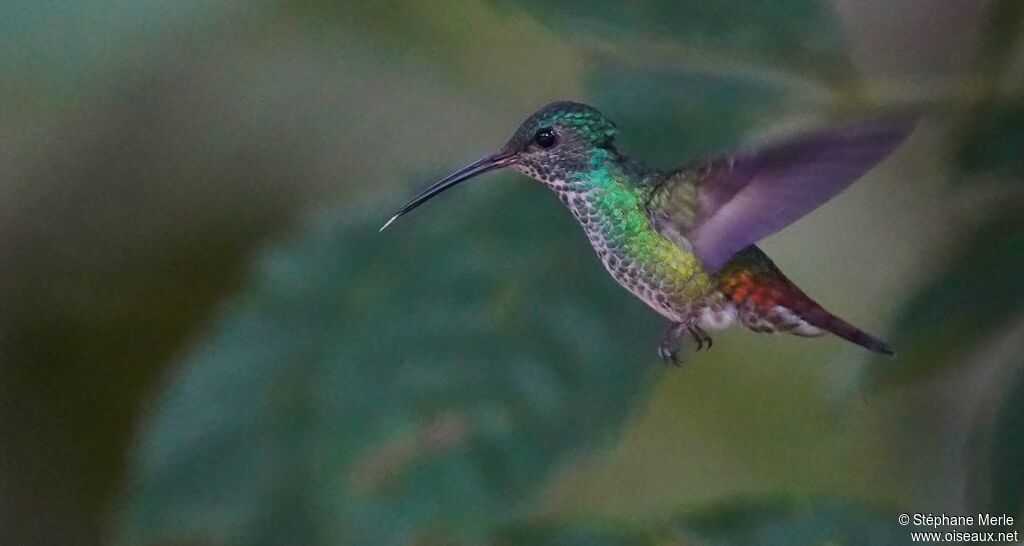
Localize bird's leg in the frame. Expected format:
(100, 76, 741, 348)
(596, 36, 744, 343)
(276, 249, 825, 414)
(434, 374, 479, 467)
(660, 323, 715, 366)
(688, 325, 713, 351)
(658, 322, 689, 367)
(690, 327, 704, 351)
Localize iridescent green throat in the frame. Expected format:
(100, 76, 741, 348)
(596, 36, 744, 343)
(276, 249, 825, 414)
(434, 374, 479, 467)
(561, 151, 714, 310)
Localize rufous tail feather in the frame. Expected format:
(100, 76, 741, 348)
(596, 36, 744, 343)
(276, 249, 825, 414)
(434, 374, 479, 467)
(716, 246, 894, 356)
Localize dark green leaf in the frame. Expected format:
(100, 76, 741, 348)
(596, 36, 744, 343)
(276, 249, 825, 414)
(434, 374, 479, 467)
(489, 0, 854, 83)
(975, 0, 1024, 84)
(675, 498, 904, 545)
(1, 0, 230, 94)
(870, 209, 1024, 386)
(587, 63, 803, 168)
(115, 181, 662, 546)
(955, 103, 1024, 179)
(490, 520, 652, 546)
(493, 498, 904, 545)
(274, 1, 468, 62)
(989, 366, 1024, 523)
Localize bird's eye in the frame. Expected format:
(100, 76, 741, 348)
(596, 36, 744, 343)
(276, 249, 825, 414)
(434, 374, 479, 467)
(534, 127, 557, 148)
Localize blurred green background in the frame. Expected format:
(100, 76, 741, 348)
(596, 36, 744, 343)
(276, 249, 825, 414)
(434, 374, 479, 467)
(1, 1, 1022, 545)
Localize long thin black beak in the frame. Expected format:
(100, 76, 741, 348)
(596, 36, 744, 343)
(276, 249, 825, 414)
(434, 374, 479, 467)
(379, 150, 517, 231)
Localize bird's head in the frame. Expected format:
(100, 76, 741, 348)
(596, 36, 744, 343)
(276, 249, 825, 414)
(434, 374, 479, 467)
(380, 101, 617, 231)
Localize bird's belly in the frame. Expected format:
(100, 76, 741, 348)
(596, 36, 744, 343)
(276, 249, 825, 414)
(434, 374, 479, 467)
(584, 219, 716, 323)
(557, 184, 722, 324)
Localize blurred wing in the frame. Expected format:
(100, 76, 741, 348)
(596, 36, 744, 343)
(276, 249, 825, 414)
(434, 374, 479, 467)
(649, 116, 916, 272)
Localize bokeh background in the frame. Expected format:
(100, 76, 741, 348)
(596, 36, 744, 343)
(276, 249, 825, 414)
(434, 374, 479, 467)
(1, 1, 1022, 544)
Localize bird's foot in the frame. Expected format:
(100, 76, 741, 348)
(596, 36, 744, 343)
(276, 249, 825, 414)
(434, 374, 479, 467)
(658, 342, 682, 367)
(658, 322, 688, 367)
(659, 323, 714, 367)
(688, 325, 713, 351)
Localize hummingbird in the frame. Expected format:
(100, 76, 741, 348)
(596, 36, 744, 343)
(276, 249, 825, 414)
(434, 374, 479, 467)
(381, 102, 915, 364)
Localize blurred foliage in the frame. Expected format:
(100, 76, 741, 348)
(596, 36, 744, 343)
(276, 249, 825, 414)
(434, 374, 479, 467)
(877, 10, 1023, 386)
(115, 0, 1023, 544)
(495, 498, 901, 545)
(118, 184, 661, 545)
(677, 498, 902, 546)
(976, 0, 1024, 83)
(872, 4, 1024, 529)
(0, 0, 1022, 545)
(488, 0, 853, 84)
(586, 64, 797, 167)
(955, 104, 1024, 179)
(878, 211, 1024, 384)
(990, 367, 1024, 528)
(492, 521, 651, 546)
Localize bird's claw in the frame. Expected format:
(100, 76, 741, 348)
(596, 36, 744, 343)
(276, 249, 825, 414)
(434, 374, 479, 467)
(688, 326, 713, 352)
(659, 323, 714, 367)
(659, 322, 687, 367)
(658, 342, 682, 367)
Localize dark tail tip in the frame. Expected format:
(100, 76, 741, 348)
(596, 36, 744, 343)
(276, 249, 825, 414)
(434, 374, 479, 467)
(836, 322, 896, 357)
(808, 309, 896, 357)
(859, 334, 896, 357)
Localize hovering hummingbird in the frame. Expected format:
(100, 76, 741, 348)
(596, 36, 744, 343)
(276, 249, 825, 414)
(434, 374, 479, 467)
(381, 102, 914, 364)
